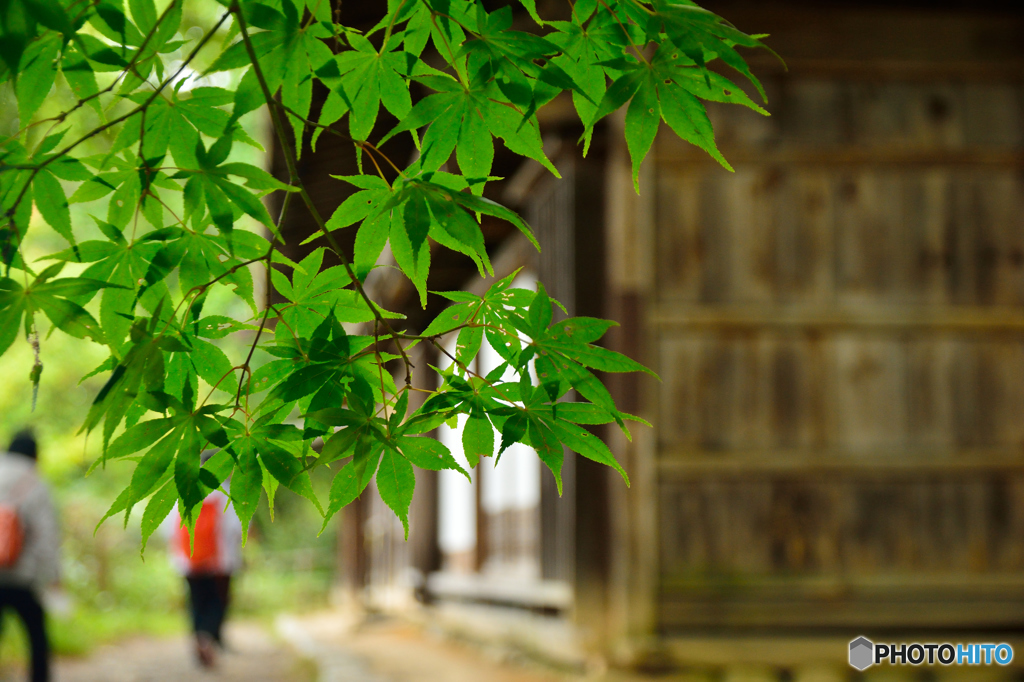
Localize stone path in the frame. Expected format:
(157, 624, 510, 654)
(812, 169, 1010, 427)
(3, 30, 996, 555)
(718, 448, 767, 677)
(43, 623, 312, 682)
(276, 613, 568, 682)
(3, 612, 1022, 682)
(274, 613, 1024, 682)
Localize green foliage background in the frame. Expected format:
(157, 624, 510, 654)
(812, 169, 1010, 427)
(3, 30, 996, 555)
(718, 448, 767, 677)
(0, 0, 771, 550)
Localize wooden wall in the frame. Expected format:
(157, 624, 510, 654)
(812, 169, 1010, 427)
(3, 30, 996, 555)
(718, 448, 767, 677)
(648, 21, 1024, 631)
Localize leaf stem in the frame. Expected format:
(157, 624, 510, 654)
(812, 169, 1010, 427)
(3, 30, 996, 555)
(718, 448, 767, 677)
(427, 11, 469, 88)
(430, 336, 514, 405)
(595, 0, 649, 65)
(275, 102, 403, 179)
(381, 0, 409, 49)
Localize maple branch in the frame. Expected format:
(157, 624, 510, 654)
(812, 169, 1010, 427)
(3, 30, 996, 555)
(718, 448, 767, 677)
(231, 2, 414, 385)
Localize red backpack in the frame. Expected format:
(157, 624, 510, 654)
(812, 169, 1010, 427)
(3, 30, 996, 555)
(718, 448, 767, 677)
(176, 500, 221, 573)
(0, 506, 24, 568)
(0, 473, 34, 568)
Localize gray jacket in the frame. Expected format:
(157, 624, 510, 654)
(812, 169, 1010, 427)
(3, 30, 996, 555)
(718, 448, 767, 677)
(0, 453, 60, 592)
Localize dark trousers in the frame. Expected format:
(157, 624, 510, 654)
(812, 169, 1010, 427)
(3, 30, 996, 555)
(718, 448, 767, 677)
(0, 586, 49, 682)
(185, 574, 231, 644)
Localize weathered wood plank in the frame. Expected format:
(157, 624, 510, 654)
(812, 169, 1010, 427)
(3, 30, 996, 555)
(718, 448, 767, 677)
(963, 83, 1024, 147)
(650, 25, 1024, 633)
(655, 170, 1024, 306)
(833, 336, 907, 452)
(776, 172, 835, 303)
(655, 166, 707, 301)
(904, 170, 952, 304)
(905, 337, 956, 449)
(834, 172, 908, 302)
(660, 475, 1024, 577)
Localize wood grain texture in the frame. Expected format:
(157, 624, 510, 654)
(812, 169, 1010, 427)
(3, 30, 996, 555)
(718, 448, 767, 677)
(658, 474, 1024, 575)
(651, 60, 1024, 631)
(658, 334, 1024, 452)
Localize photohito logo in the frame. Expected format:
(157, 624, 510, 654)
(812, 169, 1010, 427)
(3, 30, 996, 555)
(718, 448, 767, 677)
(849, 637, 1013, 670)
(849, 637, 873, 671)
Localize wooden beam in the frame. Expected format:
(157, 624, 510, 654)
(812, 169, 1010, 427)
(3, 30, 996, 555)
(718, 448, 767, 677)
(650, 305, 1024, 333)
(700, 2, 1024, 77)
(659, 579, 1024, 630)
(658, 448, 1024, 476)
(742, 56, 1024, 82)
(658, 145, 1024, 168)
(426, 572, 573, 611)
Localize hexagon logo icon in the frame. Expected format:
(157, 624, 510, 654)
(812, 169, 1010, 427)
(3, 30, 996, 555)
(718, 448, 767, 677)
(849, 636, 874, 670)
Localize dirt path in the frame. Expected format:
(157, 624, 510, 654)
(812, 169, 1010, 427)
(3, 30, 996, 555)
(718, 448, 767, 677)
(277, 613, 570, 682)
(2, 611, 1012, 682)
(273, 613, 1024, 682)
(48, 623, 313, 682)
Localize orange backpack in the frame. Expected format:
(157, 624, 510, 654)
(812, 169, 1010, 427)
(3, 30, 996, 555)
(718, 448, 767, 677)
(0, 473, 34, 568)
(0, 504, 24, 568)
(0, 471, 35, 565)
(177, 500, 222, 574)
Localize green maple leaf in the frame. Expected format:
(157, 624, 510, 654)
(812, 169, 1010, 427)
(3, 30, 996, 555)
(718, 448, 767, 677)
(0, 0, 771, 538)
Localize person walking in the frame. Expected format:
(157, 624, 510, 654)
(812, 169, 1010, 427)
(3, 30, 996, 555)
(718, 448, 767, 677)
(0, 431, 60, 682)
(168, 450, 242, 669)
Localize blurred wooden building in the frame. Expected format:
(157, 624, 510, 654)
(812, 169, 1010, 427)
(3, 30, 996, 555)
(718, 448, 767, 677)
(278, 0, 1024, 669)
(616, 0, 1024, 661)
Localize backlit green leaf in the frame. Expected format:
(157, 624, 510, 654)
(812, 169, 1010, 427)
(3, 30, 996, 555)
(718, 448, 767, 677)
(461, 412, 493, 468)
(33, 171, 73, 243)
(16, 32, 60, 124)
(140, 480, 178, 553)
(376, 444, 415, 539)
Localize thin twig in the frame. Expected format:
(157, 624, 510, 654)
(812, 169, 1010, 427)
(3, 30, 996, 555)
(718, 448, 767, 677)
(431, 336, 516, 405)
(427, 11, 469, 87)
(235, 191, 295, 406)
(3, 11, 232, 250)
(236, 303, 273, 408)
(1, 0, 183, 147)
(275, 102, 404, 178)
(595, 0, 649, 65)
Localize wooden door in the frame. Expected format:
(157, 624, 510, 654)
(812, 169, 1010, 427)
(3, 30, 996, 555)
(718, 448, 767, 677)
(649, 19, 1024, 630)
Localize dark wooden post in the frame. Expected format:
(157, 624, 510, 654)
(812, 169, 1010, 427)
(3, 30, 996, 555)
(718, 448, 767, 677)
(602, 111, 659, 664)
(408, 342, 441, 596)
(338, 497, 366, 608)
(572, 149, 615, 652)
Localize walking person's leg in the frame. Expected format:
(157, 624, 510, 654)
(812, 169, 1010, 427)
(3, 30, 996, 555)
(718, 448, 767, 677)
(185, 576, 203, 637)
(210, 574, 231, 646)
(186, 575, 218, 667)
(5, 588, 49, 682)
(0, 588, 8, 669)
